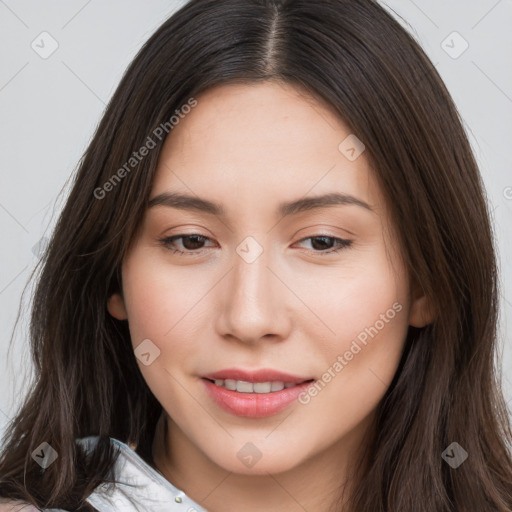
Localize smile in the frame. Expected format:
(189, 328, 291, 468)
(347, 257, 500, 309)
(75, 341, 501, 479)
(201, 372, 316, 418)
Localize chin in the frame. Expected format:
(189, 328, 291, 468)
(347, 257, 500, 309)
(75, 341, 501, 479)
(210, 443, 310, 476)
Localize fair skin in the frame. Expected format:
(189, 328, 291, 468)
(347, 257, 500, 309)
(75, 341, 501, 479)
(108, 80, 432, 512)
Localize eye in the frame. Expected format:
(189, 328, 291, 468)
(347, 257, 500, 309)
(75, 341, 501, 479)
(158, 234, 352, 256)
(158, 234, 216, 256)
(294, 235, 352, 255)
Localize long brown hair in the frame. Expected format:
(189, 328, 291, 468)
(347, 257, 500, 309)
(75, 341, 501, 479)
(1, 0, 511, 510)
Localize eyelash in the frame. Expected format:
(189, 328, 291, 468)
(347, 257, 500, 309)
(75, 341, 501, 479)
(157, 234, 352, 256)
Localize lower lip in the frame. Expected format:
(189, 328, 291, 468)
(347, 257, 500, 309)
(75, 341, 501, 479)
(202, 378, 315, 418)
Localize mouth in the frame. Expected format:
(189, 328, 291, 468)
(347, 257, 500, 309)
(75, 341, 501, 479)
(200, 369, 316, 418)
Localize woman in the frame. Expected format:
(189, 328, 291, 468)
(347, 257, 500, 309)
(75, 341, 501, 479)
(1, 0, 511, 510)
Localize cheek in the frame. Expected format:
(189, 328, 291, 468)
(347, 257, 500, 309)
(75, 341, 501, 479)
(120, 253, 212, 414)
(297, 292, 409, 444)
(293, 249, 409, 354)
(121, 247, 208, 338)
(294, 246, 410, 413)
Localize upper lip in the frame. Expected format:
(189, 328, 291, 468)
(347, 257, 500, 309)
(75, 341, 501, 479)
(201, 368, 314, 384)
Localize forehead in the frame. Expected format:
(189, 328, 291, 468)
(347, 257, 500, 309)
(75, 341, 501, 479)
(151, 81, 385, 220)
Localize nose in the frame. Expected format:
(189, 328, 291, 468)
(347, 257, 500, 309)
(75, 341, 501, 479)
(215, 241, 292, 345)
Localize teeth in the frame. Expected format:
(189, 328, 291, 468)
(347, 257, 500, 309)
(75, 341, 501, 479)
(224, 379, 237, 391)
(253, 382, 271, 393)
(210, 379, 299, 393)
(271, 381, 284, 392)
(237, 380, 254, 393)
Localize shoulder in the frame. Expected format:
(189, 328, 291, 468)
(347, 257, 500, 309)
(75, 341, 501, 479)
(2, 437, 206, 512)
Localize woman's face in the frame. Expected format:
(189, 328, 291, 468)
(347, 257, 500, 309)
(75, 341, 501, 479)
(108, 81, 431, 475)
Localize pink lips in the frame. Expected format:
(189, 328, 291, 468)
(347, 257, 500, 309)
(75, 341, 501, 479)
(201, 367, 315, 418)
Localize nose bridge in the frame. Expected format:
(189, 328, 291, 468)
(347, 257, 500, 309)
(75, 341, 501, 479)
(233, 244, 270, 307)
(218, 235, 288, 343)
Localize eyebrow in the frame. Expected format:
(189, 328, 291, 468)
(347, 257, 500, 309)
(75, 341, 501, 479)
(147, 191, 374, 217)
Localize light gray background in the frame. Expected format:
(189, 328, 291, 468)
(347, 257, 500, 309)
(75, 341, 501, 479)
(1, 0, 511, 439)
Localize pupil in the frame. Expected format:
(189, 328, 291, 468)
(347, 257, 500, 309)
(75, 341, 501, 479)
(311, 236, 331, 250)
(183, 235, 204, 250)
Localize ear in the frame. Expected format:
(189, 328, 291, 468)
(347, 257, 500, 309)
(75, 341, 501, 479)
(107, 292, 128, 320)
(408, 281, 435, 328)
